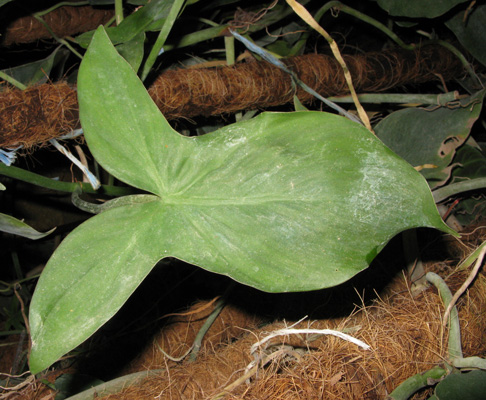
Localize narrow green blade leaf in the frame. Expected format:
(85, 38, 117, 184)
(0, 213, 55, 240)
(76, 0, 174, 48)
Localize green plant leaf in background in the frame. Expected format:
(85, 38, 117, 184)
(88, 0, 148, 4)
(428, 370, 486, 400)
(375, 0, 468, 18)
(0, 47, 70, 87)
(0, 0, 15, 8)
(446, 3, 486, 67)
(448, 144, 486, 225)
(0, 213, 55, 240)
(374, 90, 485, 188)
(76, 0, 175, 48)
(451, 144, 486, 182)
(28, 26, 455, 374)
(0, 181, 55, 239)
(115, 31, 145, 73)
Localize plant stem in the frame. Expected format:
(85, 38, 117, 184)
(198, 17, 219, 27)
(0, 163, 137, 196)
(328, 92, 459, 105)
(162, 25, 228, 52)
(388, 366, 447, 400)
(33, 14, 83, 59)
(0, 71, 27, 90)
(436, 40, 483, 88)
(425, 272, 463, 360)
(72, 189, 157, 214)
(63, 369, 165, 400)
(432, 178, 486, 203)
(456, 240, 486, 271)
(225, 35, 235, 66)
(35, 1, 89, 17)
(140, 0, 186, 81)
(187, 296, 227, 362)
(452, 356, 486, 369)
(115, 0, 124, 25)
(316, 1, 415, 51)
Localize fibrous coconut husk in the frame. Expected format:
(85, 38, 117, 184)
(0, 5, 114, 46)
(12, 231, 486, 399)
(0, 45, 464, 149)
(91, 256, 486, 399)
(0, 82, 79, 149)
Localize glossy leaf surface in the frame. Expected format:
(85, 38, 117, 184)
(29, 27, 454, 374)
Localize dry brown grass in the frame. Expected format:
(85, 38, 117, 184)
(91, 259, 486, 400)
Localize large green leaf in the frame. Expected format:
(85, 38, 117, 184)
(375, 0, 468, 18)
(446, 3, 486, 67)
(28, 27, 454, 374)
(374, 90, 485, 188)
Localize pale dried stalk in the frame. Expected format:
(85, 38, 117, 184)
(286, 0, 373, 133)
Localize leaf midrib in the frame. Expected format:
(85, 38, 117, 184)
(162, 195, 323, 206)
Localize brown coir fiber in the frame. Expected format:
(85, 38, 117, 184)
(0, 45, 463, 149)
(123, 299, 264, 374)
(151, 45, 463, 119)
(0, 82, 79, 149)
(0, 5, 114, 46)
(93, 261, 485, 400)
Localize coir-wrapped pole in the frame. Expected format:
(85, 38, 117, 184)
(0, 45, 463, 149)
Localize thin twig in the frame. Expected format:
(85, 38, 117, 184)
(210, 347, 295, 399)
(0, 374, 35, 395)
(443, 245, 486, 327)
(285, 0, 373, 132)
(13, 286, 30, 337)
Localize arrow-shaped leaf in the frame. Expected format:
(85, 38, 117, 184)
(28, 27, 455, 374)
